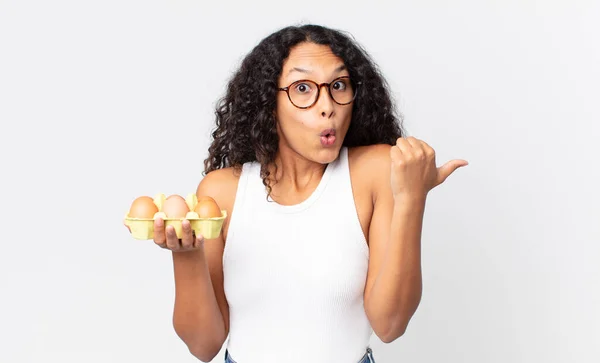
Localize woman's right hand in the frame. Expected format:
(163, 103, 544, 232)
(153, 217, 205, 252)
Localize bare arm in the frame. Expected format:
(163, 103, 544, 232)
(171, 169, 235, 361)
(363, 145, 423, 343)
(172, 245, 227, 361)
(364, 140, 467, 343)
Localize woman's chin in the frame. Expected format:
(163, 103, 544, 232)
(314, 146, 342, 164)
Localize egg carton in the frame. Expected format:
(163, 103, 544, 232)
(124, 193, 227, 240)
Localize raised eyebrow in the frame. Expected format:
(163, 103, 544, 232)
(286, 64, 347, 77)
(334, 64, 347, 74)
(287, 67, 310, 76)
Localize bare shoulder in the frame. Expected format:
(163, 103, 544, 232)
(344, 144, 394, 246)
(196, 167, 241, 198)
(196, 166, 242, 241)
(348, 144, 392, 168)
(348, 144, 393, 197)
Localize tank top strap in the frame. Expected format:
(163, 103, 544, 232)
(320, 146, 352, 201)
(330, 146, 349, 177)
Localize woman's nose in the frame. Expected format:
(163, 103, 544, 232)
(315, 84, 334, 117)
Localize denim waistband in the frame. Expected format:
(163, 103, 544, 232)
(224, 346, 375, 363)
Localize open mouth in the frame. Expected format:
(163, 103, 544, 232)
(320, 128, 336, 147)
(320, 128, 336, 137)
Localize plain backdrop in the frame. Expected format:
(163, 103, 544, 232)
(1, 0, 598, 362)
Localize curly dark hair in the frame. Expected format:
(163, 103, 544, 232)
(203, 24, 405, 194)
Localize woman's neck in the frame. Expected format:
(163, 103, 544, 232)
(269, 146, 326, 195)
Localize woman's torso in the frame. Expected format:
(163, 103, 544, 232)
(213, 145, 381, 363)
(219, 146, 375, 244)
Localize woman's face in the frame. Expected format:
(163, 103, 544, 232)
(275, 42, 354, 164)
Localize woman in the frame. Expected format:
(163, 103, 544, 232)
(152, 24, 467, 363)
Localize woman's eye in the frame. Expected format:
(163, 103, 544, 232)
(332, 80, 347, 91)
(294, 83, 312, 93)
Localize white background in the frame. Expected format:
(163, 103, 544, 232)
(1, 0, 598, 362)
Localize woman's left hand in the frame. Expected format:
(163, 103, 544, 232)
(390, 136, 468, 200)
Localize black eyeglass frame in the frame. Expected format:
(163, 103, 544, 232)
(277, 76, 362, 109)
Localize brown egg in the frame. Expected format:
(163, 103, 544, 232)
(128, 196, 159, 219)
(162, 194, 190, 218)
(194, 196, 222, 218)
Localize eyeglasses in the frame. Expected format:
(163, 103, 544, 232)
(278, 76, 361, 109)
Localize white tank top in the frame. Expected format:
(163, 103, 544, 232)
(222, 147, 373, 363)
